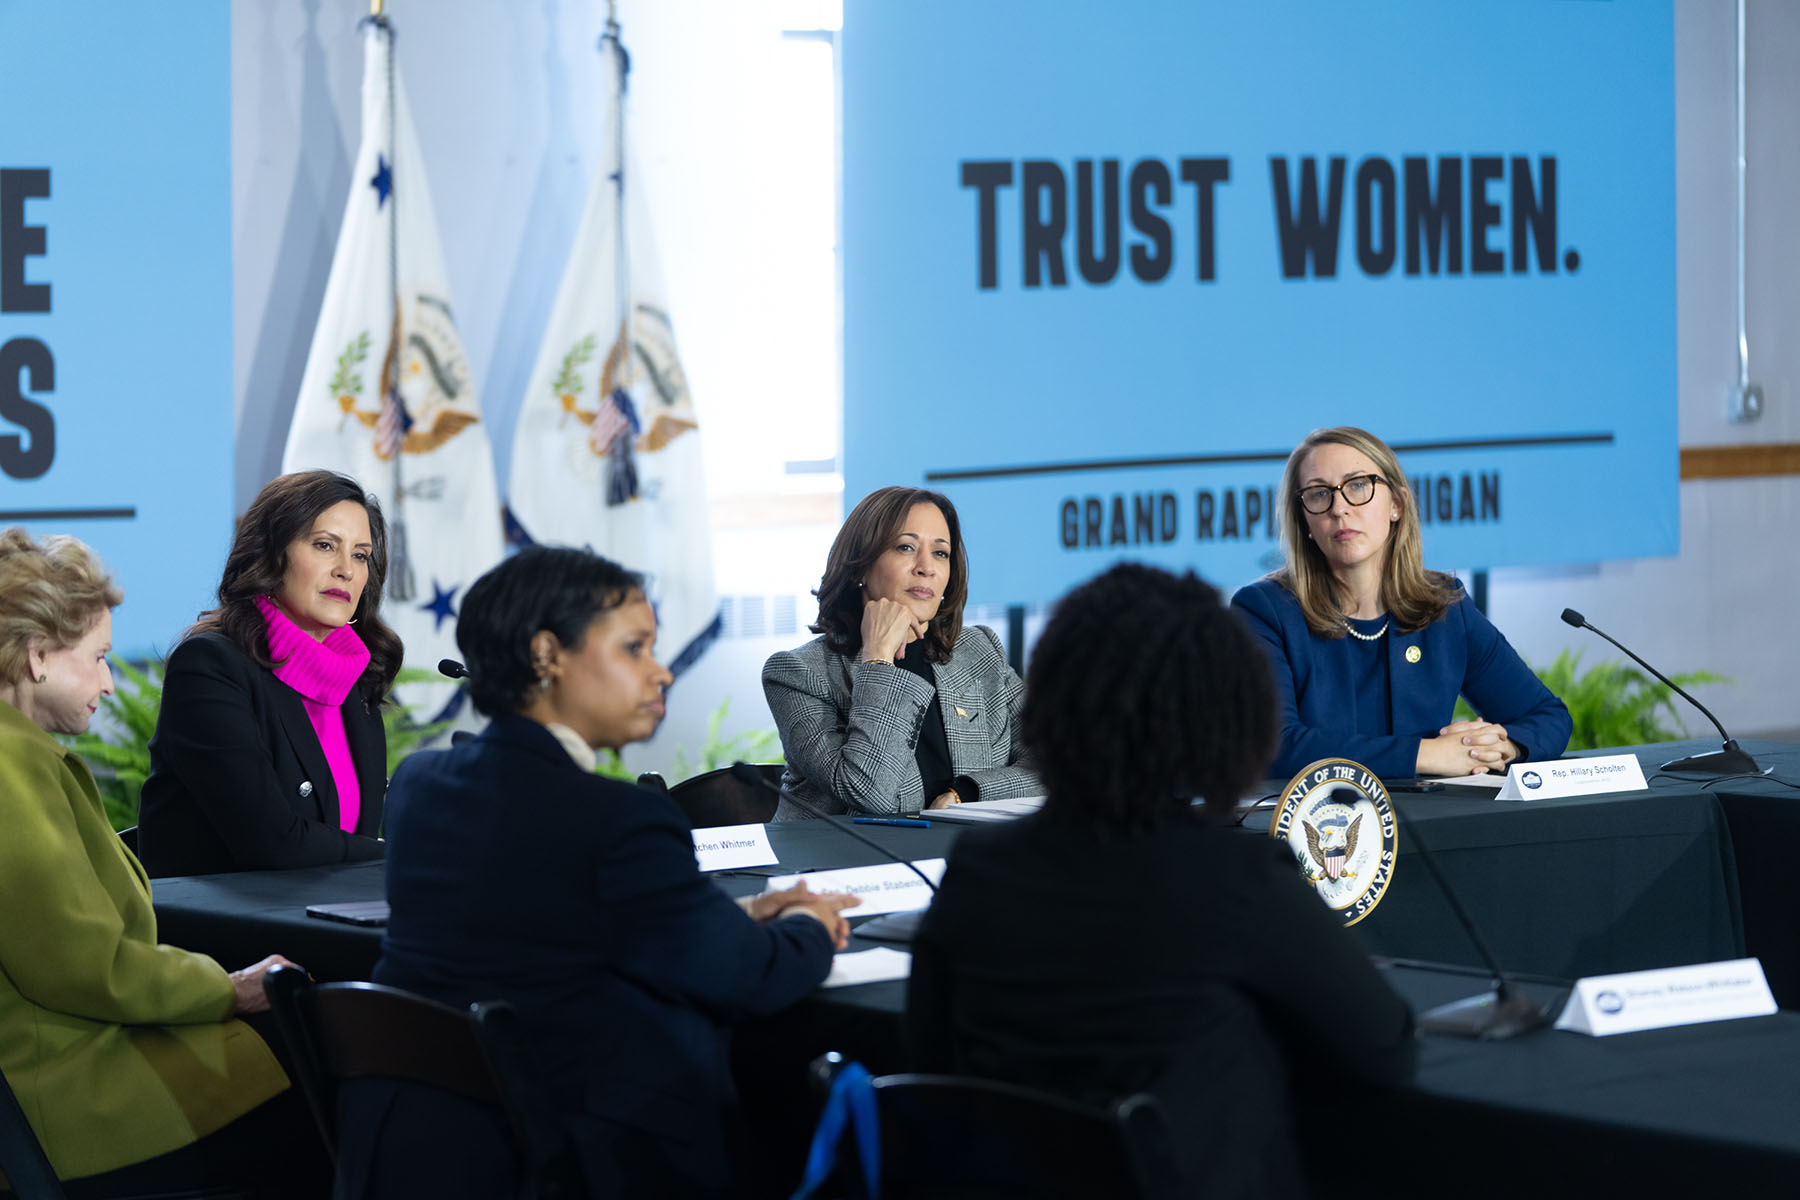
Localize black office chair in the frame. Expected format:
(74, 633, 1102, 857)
(115, 826, 138, 855)
(804, 1054, 1180, 1200)
(261, 964, 581, 1200)
(0, 1060, 243, 1200)
(664, 764, 783, 829)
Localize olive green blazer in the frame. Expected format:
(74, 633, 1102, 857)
(0, 701, 287, 1182)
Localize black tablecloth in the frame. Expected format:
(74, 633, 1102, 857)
(148, 748, 1800, 1192)
(150, 744, 1782, 993)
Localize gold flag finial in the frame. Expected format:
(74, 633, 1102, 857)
(371, 0, 384, 15)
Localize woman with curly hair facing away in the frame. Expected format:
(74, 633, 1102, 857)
(1232, 425, 1570, 779)
(906, 563, 1415, 1199)
(139, 470, 402, 875)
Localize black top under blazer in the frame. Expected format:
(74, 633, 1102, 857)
(359, 715, 837, 1197)
(908, 812, 1418, 1199)
(137, 632, 387, 877)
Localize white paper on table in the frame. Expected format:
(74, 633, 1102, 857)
(1435, 774, 1506, 790)
(924, 796, 1046, 824)
(820, 947, 913, 989)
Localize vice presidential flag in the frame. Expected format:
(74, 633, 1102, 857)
(283, 15, 504, 716)
(508, 21, 721, 676)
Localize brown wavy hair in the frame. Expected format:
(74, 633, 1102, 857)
(185, 471, 403, 707)
(811, 487, 967, 666)
(1274, 426, 1456, 637)
(0, 529, 122, 686)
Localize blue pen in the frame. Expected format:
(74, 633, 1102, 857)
(853, 817, 931, 828)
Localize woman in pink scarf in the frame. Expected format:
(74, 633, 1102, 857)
(139, 471, 403, 876)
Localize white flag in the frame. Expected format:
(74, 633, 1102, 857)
(508, 26, 721, 675)
(284, 16, 505, 717)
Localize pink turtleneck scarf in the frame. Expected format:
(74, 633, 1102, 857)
(255, 594, 373, 833)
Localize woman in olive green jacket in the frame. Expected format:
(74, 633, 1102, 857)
(0, 529, 297, 1193)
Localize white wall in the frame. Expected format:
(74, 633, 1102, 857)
(232, 0, 1800, 776)
(1489, 0, 1800, 740)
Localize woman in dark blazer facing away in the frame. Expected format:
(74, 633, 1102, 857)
(354, 547, 856, 1199)
(138, 470, 399, 876)
(763, 485, 1040, 819)
(1232, 426, 1571, 780)
(907, 564, 1416, 1199)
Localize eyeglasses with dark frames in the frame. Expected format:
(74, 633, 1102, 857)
(1297, 473, 1388, 515)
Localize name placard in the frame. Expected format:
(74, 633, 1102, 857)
(692, 823, 778, 873)
(763, 859, 948, 917)
(1554, 958, 1777, 1037)
(1494, 754, 1648, 802)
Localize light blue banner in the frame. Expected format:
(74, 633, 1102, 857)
(0, 2, 232, 656)
(842, 0, 1675, 607)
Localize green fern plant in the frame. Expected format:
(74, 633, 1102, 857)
(593, 697, 784, 785)
(64, 656, 162, 832)
(1456, 649, 1727, 752)
(382, 667, 455, 776)
(670, 697, 784, 781)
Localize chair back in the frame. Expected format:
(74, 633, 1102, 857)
(875, 1074, 1177, 1200)
(803, 1055, 1179, 1200)
(262, 964, 580, 1200)
(0, 1062, 64, 1200)
(666, 764, 781, 829)
(116, 826, 139, 855)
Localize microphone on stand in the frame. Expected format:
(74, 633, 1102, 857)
(437, 659, 476, 745)
(1559, 609, 1762, 776)
(727, 762, 938, 896)
(1341, 784, 1548, 1040)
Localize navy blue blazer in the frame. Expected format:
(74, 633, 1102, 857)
(364, 715, 834, 1195)
(1231, 578, 1572, 780)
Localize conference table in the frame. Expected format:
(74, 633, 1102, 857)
(150, 737, 1800, 1191)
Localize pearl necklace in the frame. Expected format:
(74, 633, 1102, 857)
(1343, 616, 1389, 642)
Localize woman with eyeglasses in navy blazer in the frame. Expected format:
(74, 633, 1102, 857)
(1231, 426, 1570, 781)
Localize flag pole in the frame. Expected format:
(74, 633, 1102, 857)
(374, 7, 414, 600)
(598, 6, 640, 506)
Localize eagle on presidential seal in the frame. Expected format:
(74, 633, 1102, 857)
(1303, 813, 1362, 883)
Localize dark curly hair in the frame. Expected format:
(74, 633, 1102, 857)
(1023, 563, 1276, 828)
(811, 486, 967, 666)
(186, 471, 403, 708)
(457, 546, 645, 717)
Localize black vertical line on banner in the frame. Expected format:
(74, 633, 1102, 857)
(1006, 606, 1026, 676)
(1471, 569, 1489, 616)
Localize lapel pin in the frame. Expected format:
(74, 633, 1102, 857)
(955, 707, 968, 718)
(298, 780, 314, 798)
(1405, 646, 1422, 664)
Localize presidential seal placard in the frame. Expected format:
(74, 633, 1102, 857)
(1269, 758, 1397, 926)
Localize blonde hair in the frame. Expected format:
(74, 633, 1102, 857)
(1273, 426, 1455, 637)
(0, 528, 123, 684)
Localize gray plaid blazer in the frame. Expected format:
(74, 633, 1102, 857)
(762, 625, 1040, 820)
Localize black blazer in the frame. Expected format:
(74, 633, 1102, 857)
(356, 715, 835, 1197)
(907, 812, 1417, 1199)
(138, 632, 387, 877)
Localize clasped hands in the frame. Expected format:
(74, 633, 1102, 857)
(738, 882, 862, 950)
(1417, 719, 1522, 777)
